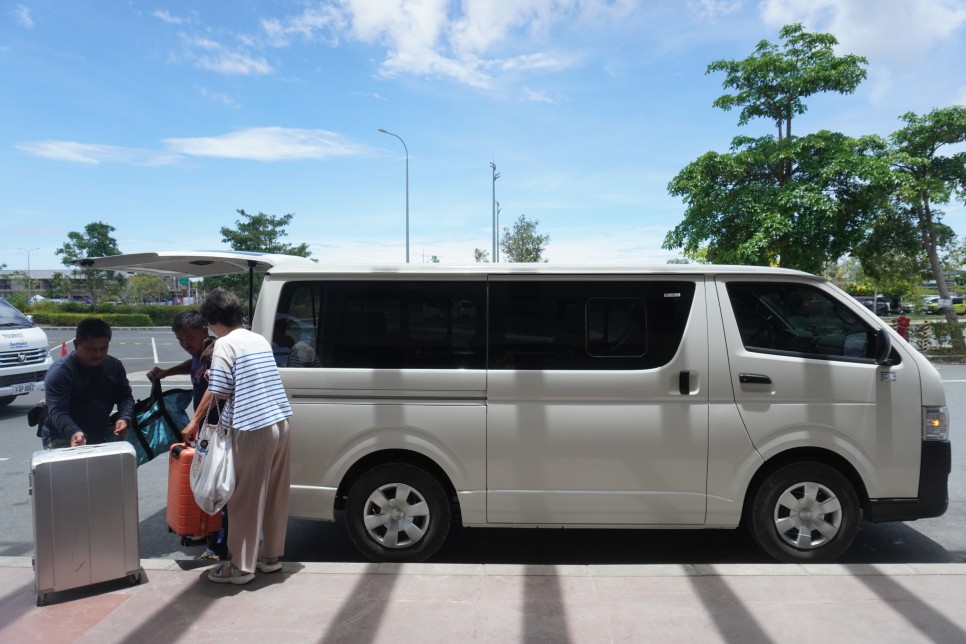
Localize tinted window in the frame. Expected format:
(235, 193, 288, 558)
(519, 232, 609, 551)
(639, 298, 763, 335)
(277, 281, 485, 369)
(489, 280, 695, 370)
(726, 282, 878, 360)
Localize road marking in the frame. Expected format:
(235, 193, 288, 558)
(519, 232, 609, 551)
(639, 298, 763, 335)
(943, 380, 966, 383)
(152, 337, 159, 364)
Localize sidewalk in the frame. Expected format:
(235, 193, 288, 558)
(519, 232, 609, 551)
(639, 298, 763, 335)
(2, 558, 966, 643)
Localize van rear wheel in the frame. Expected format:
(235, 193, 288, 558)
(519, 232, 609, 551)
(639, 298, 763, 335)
(345, 463, 450, 562)
(751, 462, 860, 563)
(0, 396, 15, 408)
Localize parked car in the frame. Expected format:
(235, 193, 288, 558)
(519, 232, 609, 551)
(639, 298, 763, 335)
(919, 295, 941, 314)
(854, 296, 890, 316)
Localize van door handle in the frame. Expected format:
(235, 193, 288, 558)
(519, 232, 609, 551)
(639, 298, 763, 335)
(739, 373, 772, 384)
(679, 370, 691, 395)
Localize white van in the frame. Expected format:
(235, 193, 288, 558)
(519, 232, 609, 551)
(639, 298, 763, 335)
(0, 299, 52, 407)
(77, 253, 951, 563)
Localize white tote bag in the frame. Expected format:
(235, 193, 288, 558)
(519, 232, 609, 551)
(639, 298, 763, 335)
(189, 399, 236, 515)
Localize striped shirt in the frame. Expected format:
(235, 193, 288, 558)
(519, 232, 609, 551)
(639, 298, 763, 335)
(208, 328, 292, 431)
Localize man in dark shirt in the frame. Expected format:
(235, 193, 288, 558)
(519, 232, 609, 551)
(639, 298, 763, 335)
(41, 318, 135, 448)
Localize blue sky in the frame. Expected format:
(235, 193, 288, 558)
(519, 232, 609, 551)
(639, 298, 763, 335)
(3, 0, 966, 272)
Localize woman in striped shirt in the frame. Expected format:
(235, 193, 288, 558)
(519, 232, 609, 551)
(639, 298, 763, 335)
(199, 289, 293, 585)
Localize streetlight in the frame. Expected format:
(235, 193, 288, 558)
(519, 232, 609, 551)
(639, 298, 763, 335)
(378, 128, 409, 263)
(17, 247, 39, 300)
(490, 162, 500, 262)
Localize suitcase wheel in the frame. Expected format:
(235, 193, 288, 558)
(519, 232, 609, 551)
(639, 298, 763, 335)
(128, 572, 142, 585)
(37, 593, 45, 607)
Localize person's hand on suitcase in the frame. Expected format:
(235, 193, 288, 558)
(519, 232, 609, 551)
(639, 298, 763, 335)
(181, 418, 199, 444)
(70, 432, 86, 447)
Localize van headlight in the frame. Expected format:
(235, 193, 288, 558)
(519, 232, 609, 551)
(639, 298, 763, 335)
(922, 406, 949, 441)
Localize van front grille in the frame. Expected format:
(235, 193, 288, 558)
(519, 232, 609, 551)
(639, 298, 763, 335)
(0, 347, 48, 367)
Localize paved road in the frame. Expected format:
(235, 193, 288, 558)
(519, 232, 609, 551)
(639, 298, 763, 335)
(1, 328, 964, 565)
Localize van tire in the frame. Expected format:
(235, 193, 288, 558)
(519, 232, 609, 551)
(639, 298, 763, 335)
(345, 463, 450, 562)
(750, 462, 860, 563)
(0, 396, 15, 408)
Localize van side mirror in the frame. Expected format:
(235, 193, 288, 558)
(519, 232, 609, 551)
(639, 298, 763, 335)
(875, 327, 892, 365)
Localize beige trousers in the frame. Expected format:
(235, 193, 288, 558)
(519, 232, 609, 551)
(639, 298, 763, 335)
(227, 418, 291, 574)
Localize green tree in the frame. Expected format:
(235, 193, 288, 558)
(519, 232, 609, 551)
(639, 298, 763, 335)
(884, 106, 966, 329)
(126, 274, 170, 304)
(473, 248, 490, 263)
(663, 24, 879, 273)
(44, 272, 73, 300)
(55, 221, 124, 307)
(500, 214, 550, 263)
(203, 209, 312, 302)
(6, 270, 30, 294)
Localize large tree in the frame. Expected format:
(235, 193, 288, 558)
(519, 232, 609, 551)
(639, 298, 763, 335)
(500, 214, 550, 263)
(55, 221, 124, 307)
(126, 274, 171, 304)
(203, 209, 312, 301)
(883, 106, 966, 326)
(663, 24, 878, 273)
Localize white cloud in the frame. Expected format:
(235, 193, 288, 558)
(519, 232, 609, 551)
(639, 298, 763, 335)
(152, 10, 186, 26)
(261, 6, 345, 47)
(760, 0, 966, 63)
(13, 4, 34, 28)
(163, 127, 370, 161)
(15, 141, 178, 166)
(184, 36, 274, 75)
(686, 0, 743, 21)
(18, 128, 371, 165)
(523, 87, 559, 104)
(337, 0, 629, 87)
(197, 85, 240, 108)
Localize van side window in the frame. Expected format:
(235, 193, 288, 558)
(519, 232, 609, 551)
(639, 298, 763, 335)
(278, 281, 486, 369)
(489, 281, 695, 370)
(726, 282, 878, 361)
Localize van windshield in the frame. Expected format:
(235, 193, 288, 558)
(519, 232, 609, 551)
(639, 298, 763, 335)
(0, 300, 35, 328)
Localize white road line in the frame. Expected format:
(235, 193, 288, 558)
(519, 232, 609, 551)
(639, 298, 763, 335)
(942, 380, 966, 383)
(152, 337, 159, 364)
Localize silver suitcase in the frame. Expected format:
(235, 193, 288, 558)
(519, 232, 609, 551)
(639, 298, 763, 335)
(30, 442, 141, 605)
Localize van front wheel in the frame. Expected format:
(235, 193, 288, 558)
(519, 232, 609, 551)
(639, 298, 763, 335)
(751, 462, 860, 563)
(345, 463, 450, 562)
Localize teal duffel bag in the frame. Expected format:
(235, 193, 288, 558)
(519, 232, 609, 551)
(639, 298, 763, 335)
(114, 378, 192, 466)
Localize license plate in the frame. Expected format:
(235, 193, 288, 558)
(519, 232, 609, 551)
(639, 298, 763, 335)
(13, 383, 34, 394)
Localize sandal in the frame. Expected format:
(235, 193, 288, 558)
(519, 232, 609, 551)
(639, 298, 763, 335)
(256, 558, 283, 573)
(207, 563, 254, 585)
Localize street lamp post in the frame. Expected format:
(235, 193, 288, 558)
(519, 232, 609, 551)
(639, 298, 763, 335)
(378, 128, 410, 263)
(17, 247, 39, 300)
(490, 162, 500, 262)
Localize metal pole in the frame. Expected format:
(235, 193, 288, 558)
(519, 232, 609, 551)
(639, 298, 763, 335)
(17, 247, 38, 300)
(490, 162, 500, 262)
(379, 129, 410, 263)
(495, 201, 501, 263)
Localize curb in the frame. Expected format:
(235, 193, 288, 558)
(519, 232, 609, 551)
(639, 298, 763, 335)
(2, 556, 966, 578)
